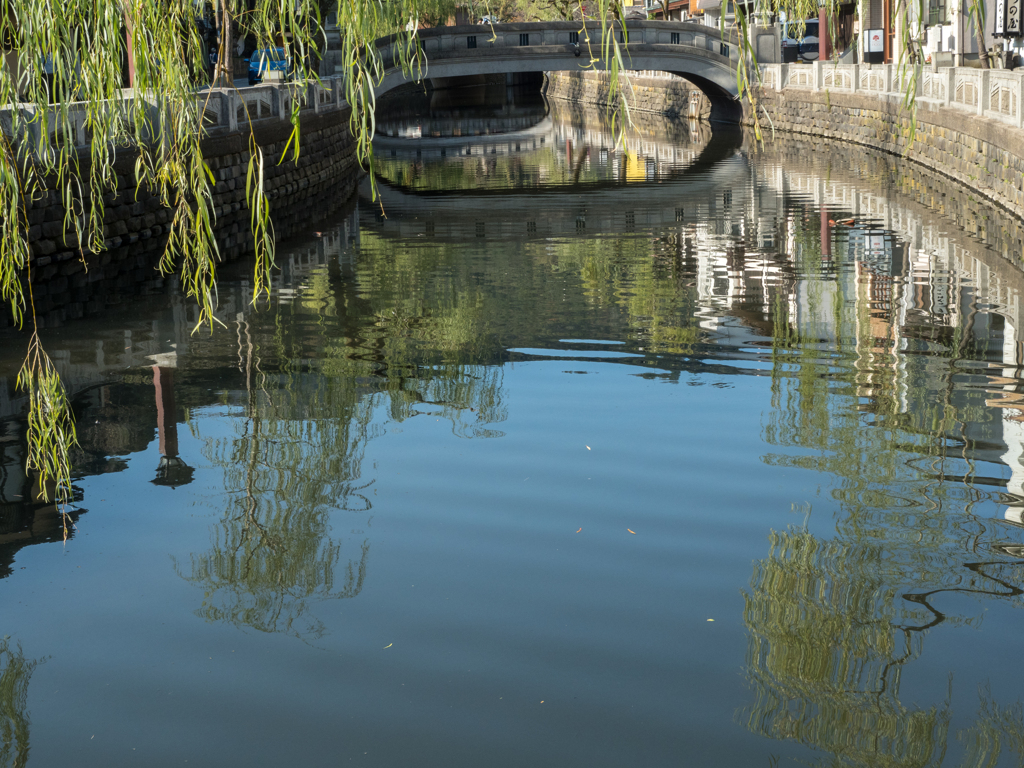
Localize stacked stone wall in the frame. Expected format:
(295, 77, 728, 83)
(746, 89, 1024, 222)
(543, 70, 712, 121)
(12, 107, 360, 329)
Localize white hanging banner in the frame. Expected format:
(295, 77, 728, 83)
(995, 0, 1006, 35)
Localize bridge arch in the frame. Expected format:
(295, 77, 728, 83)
(372, 21, 748, 124)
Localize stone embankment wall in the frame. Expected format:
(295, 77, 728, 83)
(747, 85, 1024, 222)
(11, 101, 359, 330)
(748, 133, 1024, 268)
(544, 70, 712, 121)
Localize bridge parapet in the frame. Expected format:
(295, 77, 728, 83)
(375, 21, 741, 61)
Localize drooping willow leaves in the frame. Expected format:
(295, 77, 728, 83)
(0, 0, 459, 510)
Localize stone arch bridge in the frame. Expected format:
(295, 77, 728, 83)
(372, 21, 776, 124)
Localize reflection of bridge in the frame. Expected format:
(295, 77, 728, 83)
(373, 114, 556, 156)
(364, 125, 747, 240)
(374, 21, 763, 123)
(372, 105, 716, 161)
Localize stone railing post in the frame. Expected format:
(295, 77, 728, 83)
(979, 69, 990, 116)
(884, 63, 893, 94)
(74, 107, 87, 147)
(1019, 72, 1024, 127)
(813, 60, 823, 91)
(945, 66, 955, 105)
(851, 63, 860, 92)
(777, 63, 786, 91)
(222, 91, 238, 132)
(273, 85, 289, 121)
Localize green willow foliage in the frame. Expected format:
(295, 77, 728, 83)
(0, 0, 468, 512)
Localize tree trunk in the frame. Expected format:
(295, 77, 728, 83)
(215, 0, 234, 87)
(971, 0, 990, 68)
(976, 26, 990, 67)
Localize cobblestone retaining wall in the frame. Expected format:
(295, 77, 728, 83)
(747, 88, 1024, 222)
(12, 107, 359, 330)
(543, 70, 712, 120)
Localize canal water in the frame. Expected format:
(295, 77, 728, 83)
(1, 89, 1024, 767)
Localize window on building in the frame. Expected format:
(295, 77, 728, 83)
(928, 0, 945, 26)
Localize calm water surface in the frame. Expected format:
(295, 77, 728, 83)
(1, 96, 1024, 767)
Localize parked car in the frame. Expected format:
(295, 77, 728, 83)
(781, 19, 819, 62)
(248, 48, 290, 86)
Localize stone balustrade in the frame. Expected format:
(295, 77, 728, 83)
(759, 61, 1024, 130)
(0, 78, 349, 156)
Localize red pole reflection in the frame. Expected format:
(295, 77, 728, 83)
(152, 365, 178, 459)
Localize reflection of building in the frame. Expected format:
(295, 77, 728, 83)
(673, 145, 1024, 527)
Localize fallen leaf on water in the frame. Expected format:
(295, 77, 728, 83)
(540, 701, 545, 704)
(707, 619, 714, 622)
(586, 446, 591, 450)
(576, 528, 582, 533)
(383, 643, 393, 648)
(627, 529, 636, 534)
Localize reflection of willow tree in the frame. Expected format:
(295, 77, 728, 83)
(746, 203, 1024, 764)
(179, 236, 511, 637)
(550, 233, 704, 354)
(959, 691, 1024, 767)
(178, 318, 376, 640)
(345, 232, 511, 434)
(743, 528, 951, 767)
(745, 530, 1024, 766)
(0, 640, 39, 768)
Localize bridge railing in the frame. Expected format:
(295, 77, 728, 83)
(760, 61, 1024, 129)
(374, 21, 744, 70)
(0, 77, 351, 157)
